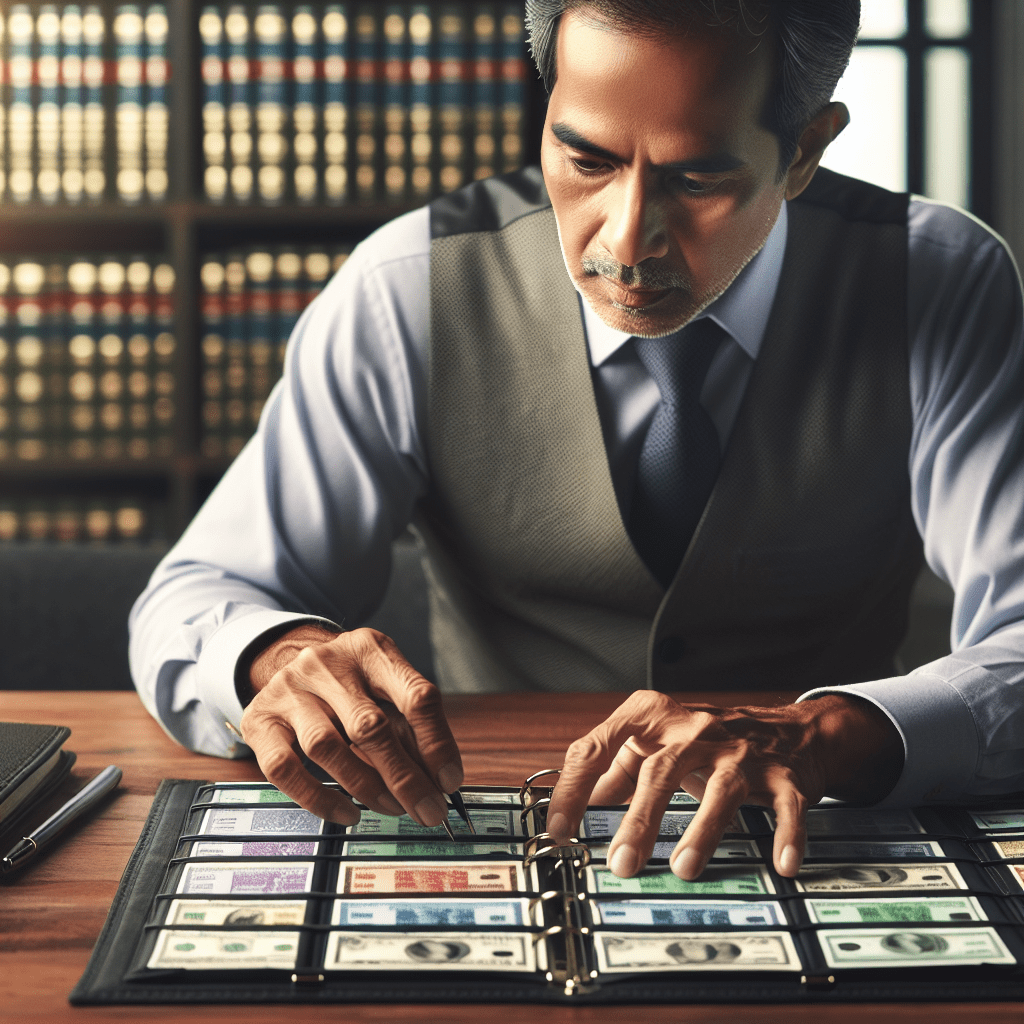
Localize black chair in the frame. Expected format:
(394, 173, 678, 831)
(0, 535, 435, 691)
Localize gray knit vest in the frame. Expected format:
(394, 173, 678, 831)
(415, 166, 922, 694)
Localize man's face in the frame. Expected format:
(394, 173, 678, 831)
(542, 9, 789, 338)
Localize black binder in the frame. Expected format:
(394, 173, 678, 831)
(70, 771, 1024, 1005)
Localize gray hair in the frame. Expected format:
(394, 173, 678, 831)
(525, 0, 861, 171)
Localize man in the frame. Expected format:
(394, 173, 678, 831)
(130, 0, 1024, 886)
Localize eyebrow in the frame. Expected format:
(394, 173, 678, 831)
(550, 122, 745, 173)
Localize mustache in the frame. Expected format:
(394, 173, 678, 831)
(580, 253, 688, 290)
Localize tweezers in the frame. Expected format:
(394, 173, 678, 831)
(442, 789, 476, 843)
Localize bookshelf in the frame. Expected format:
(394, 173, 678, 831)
(0, 0, 547, 543)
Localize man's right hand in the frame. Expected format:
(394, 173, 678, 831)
(238, 624, 463, 826)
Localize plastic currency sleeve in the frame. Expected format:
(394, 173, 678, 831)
(817, 927, 1016, 968)
(347, 809, 519, 837)
(804, 895, 986, 925)
(586, 865, 775, 896)
(595, 931, 802, 973)
(163, 899, 308, 926)
(332, 897, 530, 927)
(794, 862, 966, 894)
(591, 899, 786, 927)
(338, 862, 526, 894)
(147, 930, 302, 970)
(324, 931, 541, 972)
(176, 862, 316, 895)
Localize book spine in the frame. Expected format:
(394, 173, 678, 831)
(353, 4, 379, 201)
(0, 16, 7, 200)
(382, 4, 408, 202)
(254, 3, 287, 203)
(37, 5, 63, 204)
(82, 4, 107, 201)
(199, 253, 226, 457)
(322, 3, 349, 204)
(125, 256, 154, 458)
(44, 260, 67, 459)
(11, 261, 48, 460)
(60, 3, 86, 204)
(225, 3, 254, 202)
(291, 5, 319, 203)
(7, 5, 36, 203)
(97, 257, 128, 458)
(245, 249, 273, 435)
(114, 4, 145, 203)
(273, 245, 301, 378)
(199, 5, 228, 201)
(437, 4, 468, 193)
(223, 251, 247, 455)
(150, 260, 175, 457)
(499, 3, 524, 174)
(0, 263, 11, 461)
(144, 3, 169, 200)
(408, 4, 432, 200)
(472, 3, 497, 182)
(65, 257, 99, 459)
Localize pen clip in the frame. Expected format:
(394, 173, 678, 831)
(448, 790, 475, 835)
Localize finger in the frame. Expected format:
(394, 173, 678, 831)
(294, 641, 450, 827)
(605, 746, 689, 877)
(589, 741, 643, 805)
(769, 780, 808, 877)
(245, 717, 361, 824)
(356, 631, 464, 793)
(547, 693, 672, 842)
(290, 702, 404, 816)
(669, 763, 748, 880)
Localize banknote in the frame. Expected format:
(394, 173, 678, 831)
(209, 786, 294, 805)
(969, 809, 1024, 831)
(198, 807, 323, 837)
(794, 862, 966, 893)
(587, 865, 774, 897)
(580, 809, 744, 840)
(798, 808, 923, 836)
(592, 899, 786, 928)
(338, 861, 525, 894)
(347, 809, 518, 838)
(188, 840, 319, 857)
(805, 895, 986, 925)
(332, 897, 530, 927)
(459, 790, 519, 805)
(324, 931, 540, 972)
(147, 929, 301, 970)
(1010, 864, 1024, 891)
(164, 899, 308, 926)
(594, 931, 801, 973)
(668, 791, 699, 806)
(992, 837, 1024, 859)
(340, 839, 520, 858)
(817, 927, 1016, 968)
(588, 840, 760, 863)
(804, 841, 944, 860)
(177, 862, 316, 895)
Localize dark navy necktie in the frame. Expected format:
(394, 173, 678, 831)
(628, 318, 724, 588)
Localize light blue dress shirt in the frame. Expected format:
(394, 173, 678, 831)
(129, 192, 1024, 809)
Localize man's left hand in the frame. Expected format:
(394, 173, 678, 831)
(545, 691, 904, 879)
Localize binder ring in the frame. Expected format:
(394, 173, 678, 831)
(520, 797, 551, 826)
(527, 889, 574, 913)
(523, 834, 590, 867)
(520, 768, 562, 807)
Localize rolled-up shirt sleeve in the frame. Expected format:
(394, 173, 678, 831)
(129, 209, 432, 757)
(800, 201, 1024, 805)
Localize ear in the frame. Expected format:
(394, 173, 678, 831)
(784, 101, 850, 200)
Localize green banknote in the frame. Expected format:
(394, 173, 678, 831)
(587, 865, 773, 896)
(341, 840, 519, 857)
(211, 786, 293, 804)
(805, 896, 985, 925)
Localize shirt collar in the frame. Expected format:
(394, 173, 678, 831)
(581, 200, 789, 366)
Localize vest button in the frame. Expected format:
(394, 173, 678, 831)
(656, 636, 686, 663)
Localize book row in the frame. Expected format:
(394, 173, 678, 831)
(0, 2, 170, 205)
(0, 492, 161, 542)
(199, 242, 349, 458)
(0, 255, 176, 462)
(200, 2, 527, 205)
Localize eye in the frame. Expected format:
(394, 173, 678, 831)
(668, 174, 720, 196)
(570, 157, 609, 175)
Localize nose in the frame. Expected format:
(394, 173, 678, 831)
(598, 168, 669, 270)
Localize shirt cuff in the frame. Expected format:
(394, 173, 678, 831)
(196, 609, 344, 744)
(796, 674, 980, 807)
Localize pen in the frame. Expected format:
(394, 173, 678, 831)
(448, 789, 475, 836)
(1, 765, 122, 875)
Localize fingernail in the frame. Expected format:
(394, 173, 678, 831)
(377, 792, 404, 816)
(414, 792, 449, 827)
(437, 761, 464, 793)
(546, 811, 570, 841)
(672, 846, 704, 880)
(609, 844, 639, 878)
(779, 843, 801, 877)
(328, 801, 361, 827)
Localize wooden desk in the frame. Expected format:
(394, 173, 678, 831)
(1, 690, 1020, 1023)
